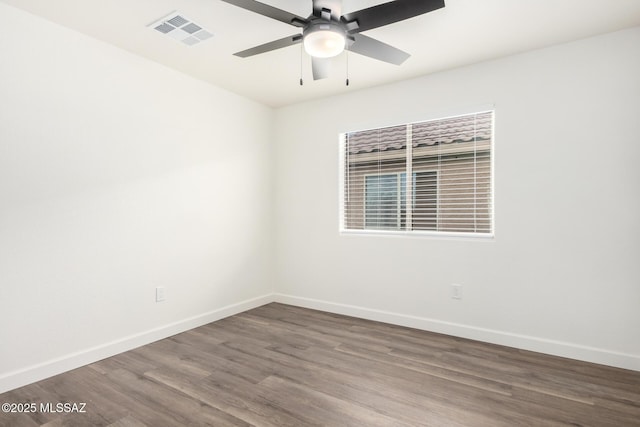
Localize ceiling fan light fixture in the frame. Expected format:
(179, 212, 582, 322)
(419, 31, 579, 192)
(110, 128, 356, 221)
(303, 24, 345, 58)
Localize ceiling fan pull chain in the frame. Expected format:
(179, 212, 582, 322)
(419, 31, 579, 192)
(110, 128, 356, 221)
(346, 46, 350, 86)
(300, 42, 304, 86)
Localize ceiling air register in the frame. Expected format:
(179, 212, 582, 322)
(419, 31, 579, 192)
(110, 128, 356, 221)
(149, 12, 214, 46)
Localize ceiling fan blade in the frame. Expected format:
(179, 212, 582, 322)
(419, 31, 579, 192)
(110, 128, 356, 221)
(312, 57, 331, 80)
(349, 34, 410, 65)
(312, 0, 342, 20)
(234, 34, 302, 58)
(341, 0, 445, 33)
(220, 0, 308, 27)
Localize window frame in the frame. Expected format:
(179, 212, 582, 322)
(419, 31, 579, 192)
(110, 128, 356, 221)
(338, 109, 495, 240)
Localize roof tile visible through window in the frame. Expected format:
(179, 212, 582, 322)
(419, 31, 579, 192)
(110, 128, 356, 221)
(347, 112, 492, 154)
(346, 125, 405, 154)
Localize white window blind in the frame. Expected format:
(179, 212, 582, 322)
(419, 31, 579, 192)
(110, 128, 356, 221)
(342, 111, 493, 235)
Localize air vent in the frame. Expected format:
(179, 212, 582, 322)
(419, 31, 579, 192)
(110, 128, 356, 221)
(148, 12, 213, 46)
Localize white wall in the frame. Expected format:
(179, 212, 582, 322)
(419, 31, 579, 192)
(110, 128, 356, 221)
(0, 3, 274, 392)
(273, 27, 640, 370)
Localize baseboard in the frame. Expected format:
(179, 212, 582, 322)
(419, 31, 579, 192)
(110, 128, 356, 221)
(274, 293, 640, 372)
(3, 292, 637, 394)
(0, 293, 275, 394)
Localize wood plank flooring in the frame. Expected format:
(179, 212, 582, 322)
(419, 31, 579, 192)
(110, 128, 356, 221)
(1, 303, 639, 426)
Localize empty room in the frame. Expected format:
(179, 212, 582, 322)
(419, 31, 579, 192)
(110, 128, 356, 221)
(1, 0, 639, 425)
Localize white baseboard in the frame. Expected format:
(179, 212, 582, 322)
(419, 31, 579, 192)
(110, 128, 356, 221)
(273, 293, 640, 372)
(3, 292, 637, 394)
(0, 293, 274, 394)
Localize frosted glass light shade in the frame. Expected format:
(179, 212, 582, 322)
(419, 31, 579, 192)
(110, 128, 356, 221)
(303, 29, 345, 58)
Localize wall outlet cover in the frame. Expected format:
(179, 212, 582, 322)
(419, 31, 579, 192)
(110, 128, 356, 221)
(451, 284, 462, 300)
(156, 287, 166, 302)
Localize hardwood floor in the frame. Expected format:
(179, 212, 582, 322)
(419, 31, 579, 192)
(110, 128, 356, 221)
(1, 303, 639, 426)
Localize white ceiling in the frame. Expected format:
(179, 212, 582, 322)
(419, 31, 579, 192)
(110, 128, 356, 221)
(3, 0, 640, 107)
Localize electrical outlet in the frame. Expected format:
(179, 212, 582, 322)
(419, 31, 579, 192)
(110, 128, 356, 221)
(155, 287, 166, 302)
(451, 283, 462, 300)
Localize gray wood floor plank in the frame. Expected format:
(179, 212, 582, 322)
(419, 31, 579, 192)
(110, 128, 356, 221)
(105, 415, 147, 427)
(197, 369, 318, 427)
(2, 302, 639, 426)
(258, 374, 413, 427)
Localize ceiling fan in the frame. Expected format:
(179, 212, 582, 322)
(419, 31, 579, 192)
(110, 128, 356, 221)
(220, 0, 445, 81)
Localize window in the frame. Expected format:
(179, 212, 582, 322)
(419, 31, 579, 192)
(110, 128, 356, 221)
(364, 171, 438, 230)
(364, 173, 405, 230)
(341, 111, 493, 236)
